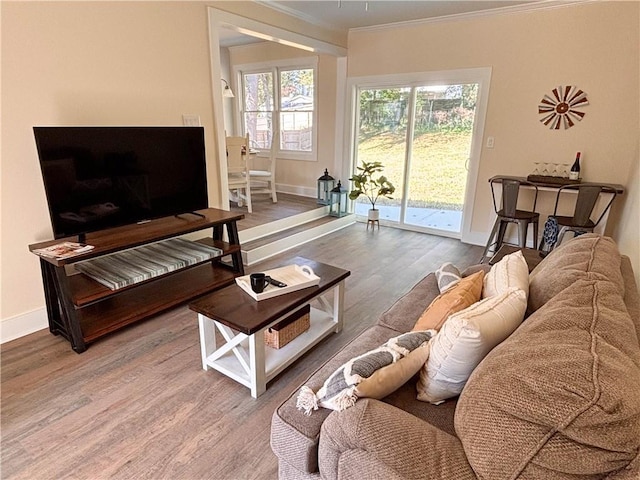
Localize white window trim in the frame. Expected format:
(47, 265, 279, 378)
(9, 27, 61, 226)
(233, 56, 318, 162)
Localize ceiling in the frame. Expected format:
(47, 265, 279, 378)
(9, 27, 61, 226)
(263, 0, 542, 30)
(219, 0, 548, 47)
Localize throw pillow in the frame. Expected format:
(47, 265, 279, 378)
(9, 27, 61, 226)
(482, 249, 529, 299)
(296, 330, 435, 415)
(435, 262, 462, 293)
(416, 287, 527, 404)
(412, 270, 484, 332)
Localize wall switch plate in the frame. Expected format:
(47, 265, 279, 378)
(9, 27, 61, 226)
(182, 114, 201, 126)
(486, 136, 495, 148)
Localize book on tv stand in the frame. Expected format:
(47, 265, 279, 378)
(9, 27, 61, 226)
(32, 241, 94, 260)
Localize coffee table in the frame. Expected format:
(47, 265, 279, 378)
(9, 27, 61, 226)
(189, 257, 350, 398)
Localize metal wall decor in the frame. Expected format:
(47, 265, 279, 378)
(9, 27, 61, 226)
(538, 86, 589, 130)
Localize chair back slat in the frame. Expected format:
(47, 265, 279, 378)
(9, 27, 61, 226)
(501, 179, 520, 217)
(226, 135, 249, 174)
(573, 185, 602, 226)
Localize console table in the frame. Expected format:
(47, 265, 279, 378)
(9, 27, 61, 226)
(29, 208, 244, 353)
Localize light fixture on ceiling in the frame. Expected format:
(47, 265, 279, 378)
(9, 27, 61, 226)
(221, 79, 235, 98)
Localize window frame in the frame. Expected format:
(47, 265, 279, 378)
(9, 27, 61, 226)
(234, 56, 318, 162)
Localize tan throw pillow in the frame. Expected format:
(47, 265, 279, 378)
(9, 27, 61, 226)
(296, 330, 435, 415)
(455, 278, 640, 478)
(416, 287, 526, 404)
(482, 249, 529, 299)
(412, 270, 484, 332)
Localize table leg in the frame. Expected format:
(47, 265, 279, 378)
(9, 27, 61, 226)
(333, 281, 345, 333)
(248, 332, 267, 398)
(198, 313, 217, 370)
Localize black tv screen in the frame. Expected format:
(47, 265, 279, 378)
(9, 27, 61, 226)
(34, 126, 208, 239)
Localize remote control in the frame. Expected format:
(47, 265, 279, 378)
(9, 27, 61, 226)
(269, 278, 287, 288)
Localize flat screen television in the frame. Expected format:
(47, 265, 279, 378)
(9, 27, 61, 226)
(33, 126, 208, 239)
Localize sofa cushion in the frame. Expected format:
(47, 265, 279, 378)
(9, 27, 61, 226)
(296, 331, 434, 414)
(455, 278, 640, 479)
(319, 399, 477, 480)
(271, 324, 411, 474)
(412, 270, 484, 331)
(482, 249, 529, 299)
(528, 234, 624, 315)
(377, 273, 441, 333)
(417, 287, 526, 404)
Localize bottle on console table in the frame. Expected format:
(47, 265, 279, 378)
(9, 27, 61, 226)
(569, 152, 581, 180)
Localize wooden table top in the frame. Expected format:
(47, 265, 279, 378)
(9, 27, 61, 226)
(189, 257, 350, 335)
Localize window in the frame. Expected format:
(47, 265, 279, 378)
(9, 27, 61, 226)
(239, 60, 317, 160)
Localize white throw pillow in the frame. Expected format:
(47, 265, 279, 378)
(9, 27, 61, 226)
(483, 250, 529, 299)
(435, 262, 462, 293)
(416, 287, 527, 404)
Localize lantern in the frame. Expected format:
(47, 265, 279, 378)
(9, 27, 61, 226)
(317, 169, 335, 205)
(329, 180, 348, 217)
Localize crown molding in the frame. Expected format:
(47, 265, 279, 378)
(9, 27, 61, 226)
(255, 0, 346, 35)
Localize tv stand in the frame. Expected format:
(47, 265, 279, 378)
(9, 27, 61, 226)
(176, 211, 206, 219)
(29, 208, 244, 353)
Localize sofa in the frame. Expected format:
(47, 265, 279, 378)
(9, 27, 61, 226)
(271, 234, 640, 479)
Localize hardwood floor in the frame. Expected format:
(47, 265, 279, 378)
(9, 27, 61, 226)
(1, 225, 483, 480)
(232, 193, 320, 231)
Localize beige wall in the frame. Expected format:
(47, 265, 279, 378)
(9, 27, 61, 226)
(1, 1, 219, 321)
(229, 42, 338, 193)
(348, 1, 639, 274)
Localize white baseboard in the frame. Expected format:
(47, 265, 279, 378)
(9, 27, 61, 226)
(1, 308, 48, 344)
(276, 183, 316, 198)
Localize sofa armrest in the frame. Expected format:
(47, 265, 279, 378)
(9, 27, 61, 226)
(319, 399, 477, 480)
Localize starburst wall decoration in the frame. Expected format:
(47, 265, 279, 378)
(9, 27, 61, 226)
(538, 85, 589, 130)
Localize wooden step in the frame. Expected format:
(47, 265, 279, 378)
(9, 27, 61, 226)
(241, 214, 355, 266)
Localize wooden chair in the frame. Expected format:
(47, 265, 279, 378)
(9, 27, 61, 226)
(539, 183, 618, 251)
(249, 134, 277, 204)
(226, 134, 252, 213)
(482, 176, 540, 260)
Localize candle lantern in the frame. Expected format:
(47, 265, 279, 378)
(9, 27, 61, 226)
(329, 180, 348, 217)
(317, 169, 335, 205)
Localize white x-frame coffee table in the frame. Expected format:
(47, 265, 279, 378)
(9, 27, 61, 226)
(189, 258, 350, 398)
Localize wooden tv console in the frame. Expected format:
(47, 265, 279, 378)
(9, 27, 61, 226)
(29, 208, 245, 353)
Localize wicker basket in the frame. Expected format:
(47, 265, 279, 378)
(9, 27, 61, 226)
(264, 305, 311, 349)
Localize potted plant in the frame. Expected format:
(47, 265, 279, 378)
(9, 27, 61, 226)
(348, 161, 396, 221)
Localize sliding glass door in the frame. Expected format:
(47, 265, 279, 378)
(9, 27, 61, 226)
(352, 69, 490, 240)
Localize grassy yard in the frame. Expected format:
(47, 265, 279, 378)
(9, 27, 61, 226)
(356, 130, 472, 210)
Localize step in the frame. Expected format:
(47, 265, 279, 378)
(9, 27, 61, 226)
(241, 214, 355, 266)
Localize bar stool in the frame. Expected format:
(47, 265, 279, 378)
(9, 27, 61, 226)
(482, 176, 540, 260)
(539, 184, 618, 252)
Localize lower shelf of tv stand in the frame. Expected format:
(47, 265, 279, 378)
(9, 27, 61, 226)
(73, 262, 239, 344)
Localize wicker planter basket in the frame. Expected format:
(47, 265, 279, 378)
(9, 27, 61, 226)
(264, 305, 311, 349)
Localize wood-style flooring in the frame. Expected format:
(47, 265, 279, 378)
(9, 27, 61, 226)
(232, 193, 320, 231)
(1, 224, 483, 480)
